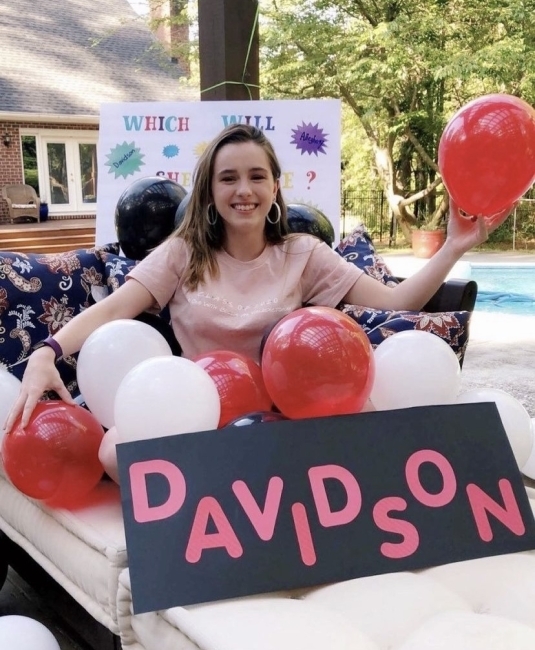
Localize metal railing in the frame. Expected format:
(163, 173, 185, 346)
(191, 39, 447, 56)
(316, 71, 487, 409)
(340, 188, 535, 248)
(340, 189, 391, 242)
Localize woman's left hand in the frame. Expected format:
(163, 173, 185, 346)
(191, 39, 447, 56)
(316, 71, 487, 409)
(446, 199, 516, 255)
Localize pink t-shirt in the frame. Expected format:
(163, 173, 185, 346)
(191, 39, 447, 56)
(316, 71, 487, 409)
(127, 234, 363, 363)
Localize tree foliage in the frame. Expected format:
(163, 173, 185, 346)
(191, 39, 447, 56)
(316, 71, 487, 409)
(260, 0, 535, 236)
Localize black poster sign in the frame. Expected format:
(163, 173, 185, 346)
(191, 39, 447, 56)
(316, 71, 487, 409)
(117, 403, 535, 613)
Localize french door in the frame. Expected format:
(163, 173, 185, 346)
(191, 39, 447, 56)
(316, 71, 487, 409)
(42, 138, 98, 214)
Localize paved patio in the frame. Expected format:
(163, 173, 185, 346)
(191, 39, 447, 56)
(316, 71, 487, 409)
(460, 311, 535, 414)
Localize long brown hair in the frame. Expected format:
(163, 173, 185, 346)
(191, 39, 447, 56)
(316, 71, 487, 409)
(174, 124, 289, 289)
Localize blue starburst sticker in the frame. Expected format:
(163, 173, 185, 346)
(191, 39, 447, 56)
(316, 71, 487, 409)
(163, 144, 180, 159)
(290, 122, 328, 156)
(105, 142, 145, 179)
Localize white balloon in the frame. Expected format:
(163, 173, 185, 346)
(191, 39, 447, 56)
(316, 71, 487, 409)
(456, 388, 533, 469)
(521, 419, 535, 480)
(77, 319, 173, 429)
(0, 616, 60, 650)
(369, 330, 461, 411)
(0, 368, 22, 446)
(114, 356, 221, 442)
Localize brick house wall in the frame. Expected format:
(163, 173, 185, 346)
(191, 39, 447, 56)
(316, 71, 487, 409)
(0, 121, 99, 225)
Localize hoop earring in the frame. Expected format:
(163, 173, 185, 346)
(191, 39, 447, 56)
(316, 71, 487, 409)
(207, 203, 218, 226)
(266, 201, 281, 225)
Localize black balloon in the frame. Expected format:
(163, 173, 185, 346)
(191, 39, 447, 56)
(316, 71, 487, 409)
(286, 203, 335, 248)
(134, 312, 182, 357)
(226, 411, 288, 427)
(115, 176, 187, 260)
(174, 191, 192, 229)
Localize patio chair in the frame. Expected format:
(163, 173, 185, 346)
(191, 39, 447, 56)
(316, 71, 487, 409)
(1, 184, 41, 223)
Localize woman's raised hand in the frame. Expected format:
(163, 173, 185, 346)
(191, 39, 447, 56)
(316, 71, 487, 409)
(446, 198, 516, 255)
(445, 199, 489, 255)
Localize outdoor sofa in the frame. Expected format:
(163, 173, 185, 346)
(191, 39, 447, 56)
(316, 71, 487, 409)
(4, 227, 534, 650)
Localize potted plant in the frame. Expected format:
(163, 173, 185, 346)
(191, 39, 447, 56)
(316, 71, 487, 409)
(411, 221, 446, 258)
(394, 189, 448, 259)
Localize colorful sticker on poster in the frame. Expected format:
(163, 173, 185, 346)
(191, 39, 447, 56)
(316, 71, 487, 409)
(105, 142, 145, 179)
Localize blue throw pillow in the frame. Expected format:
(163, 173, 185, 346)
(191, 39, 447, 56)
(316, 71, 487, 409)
(339, 303, 471, 362)
(96, 248, 173, 325)
(0, 247, 108, 393)
(335, 223, 399, 286)
(96, 250, 138, 293)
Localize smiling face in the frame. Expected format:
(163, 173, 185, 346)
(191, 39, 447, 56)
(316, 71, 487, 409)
(211, 141, 279, 236)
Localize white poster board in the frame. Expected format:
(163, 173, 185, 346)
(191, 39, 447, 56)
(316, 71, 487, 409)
(96, 99, 341, 246)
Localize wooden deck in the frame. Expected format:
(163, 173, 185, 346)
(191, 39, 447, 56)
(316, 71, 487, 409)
(0, 219, 97, 254)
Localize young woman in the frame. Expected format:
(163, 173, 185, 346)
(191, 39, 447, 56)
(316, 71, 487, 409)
(4, 123, 494, 441)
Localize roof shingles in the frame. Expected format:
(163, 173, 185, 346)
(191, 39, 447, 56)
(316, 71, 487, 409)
(0, 0, 197, 116)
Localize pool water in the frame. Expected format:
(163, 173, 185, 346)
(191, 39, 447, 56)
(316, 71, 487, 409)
(471, 265, 535, 315)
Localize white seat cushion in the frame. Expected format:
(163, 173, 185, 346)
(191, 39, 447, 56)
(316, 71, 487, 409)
(396, 611, 535, 650)
(421, 552, 535, 629)
(117, 570, 378, 650)
(302, 572, 470, 648)
(117, 556, 535, 650)
(0, 470, 126, 633)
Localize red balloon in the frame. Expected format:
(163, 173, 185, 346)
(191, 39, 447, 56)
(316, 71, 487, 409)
(485, 204, 516, 229)
(1, 401, 105, 509)
(261, 306, 375, 419)
(194, 351, 273, 428)
(438, 94, 535, 216)
(454, 202, 515, 230)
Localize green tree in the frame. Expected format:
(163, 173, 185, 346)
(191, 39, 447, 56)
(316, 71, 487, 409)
(260, 0, 535, 239)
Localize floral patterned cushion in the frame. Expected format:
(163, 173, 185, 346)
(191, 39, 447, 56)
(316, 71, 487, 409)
(0, 247, 110, 394)
(339, 304, 470, 363)
(95, 247, 174, 334)
(335, 224, 471, 360)
(96, 250, 138, 293)
(335, 223, 399, 286)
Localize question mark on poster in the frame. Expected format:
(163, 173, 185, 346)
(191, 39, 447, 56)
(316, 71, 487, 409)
(306, 170, 317, 189)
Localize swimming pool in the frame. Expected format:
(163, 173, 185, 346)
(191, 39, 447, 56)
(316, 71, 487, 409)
(471, 265, 535, 315)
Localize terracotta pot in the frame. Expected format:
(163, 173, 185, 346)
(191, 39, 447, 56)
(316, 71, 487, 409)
(411, 229, 446, 259)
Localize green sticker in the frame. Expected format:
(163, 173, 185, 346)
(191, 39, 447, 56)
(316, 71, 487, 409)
(105, 141, 145, 179)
